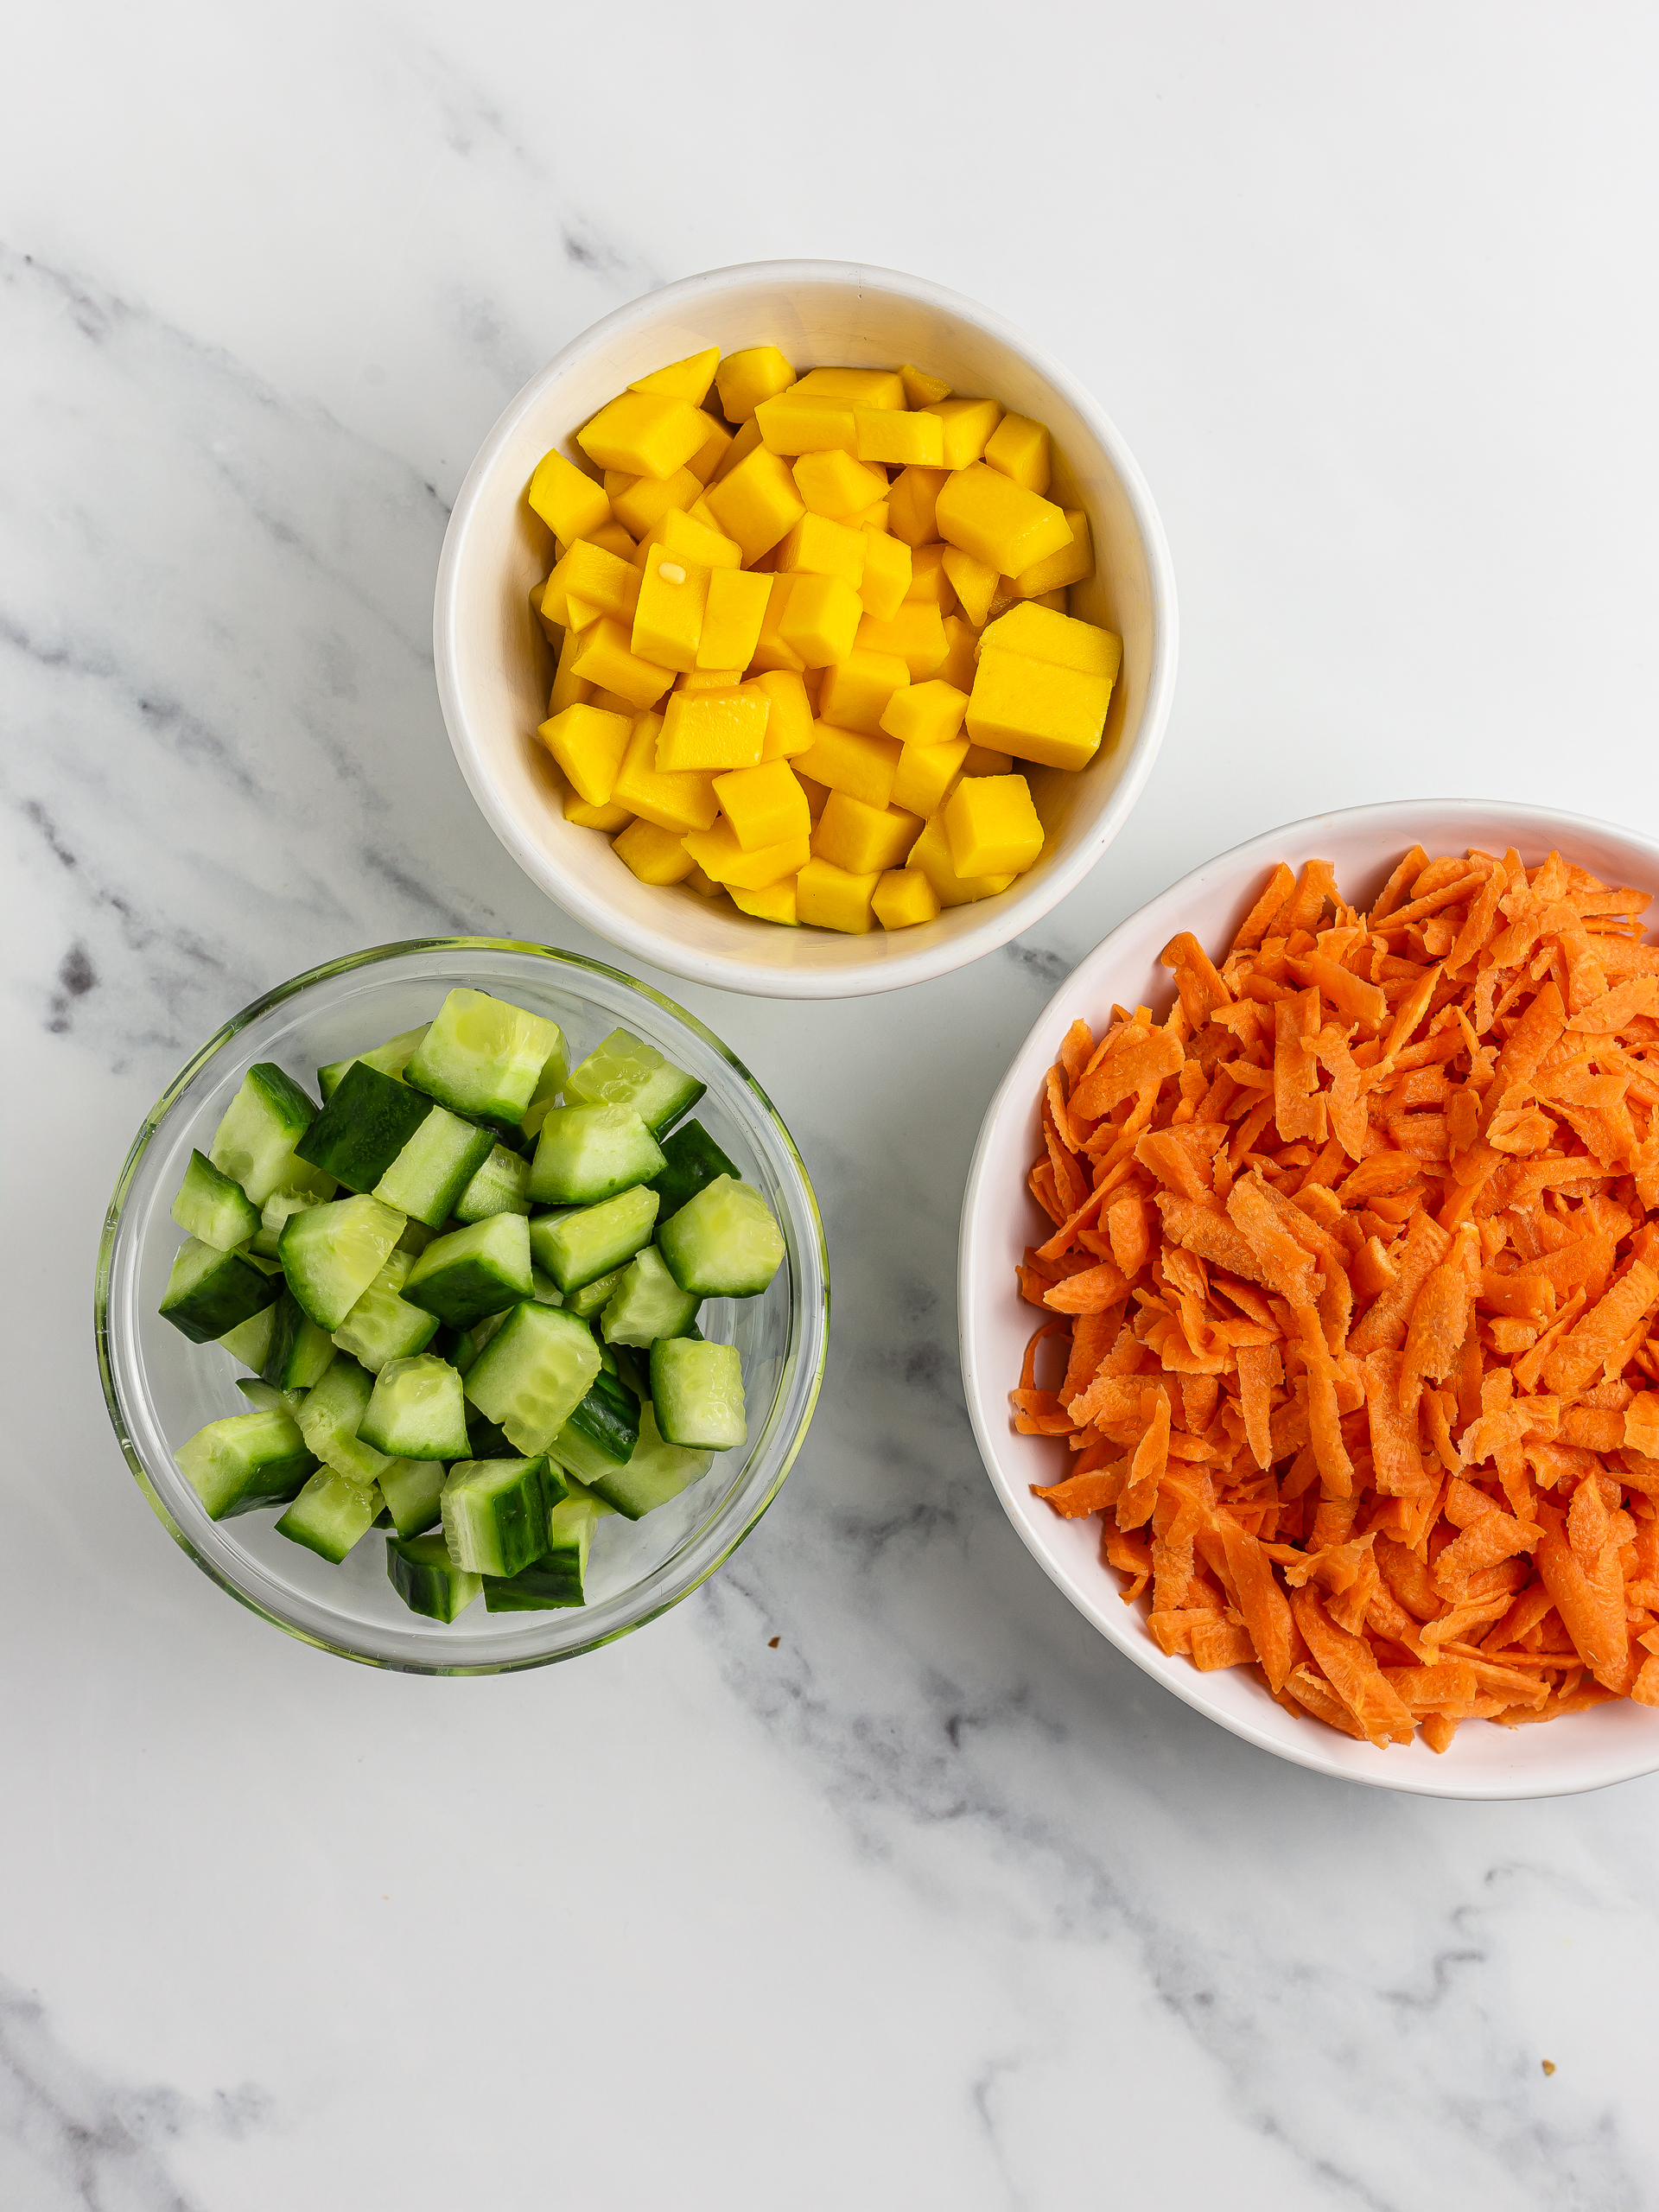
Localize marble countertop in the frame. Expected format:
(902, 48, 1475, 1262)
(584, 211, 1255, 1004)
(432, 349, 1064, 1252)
(5, 7, 1659, 2206)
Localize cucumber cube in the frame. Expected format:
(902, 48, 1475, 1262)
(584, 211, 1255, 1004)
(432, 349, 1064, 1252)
(647, 1119, 741, 1224)
(276, 1468, 381, 1562)
(318, 1022, 430, 1102)
(218, 1303, 277, 1372)
(600, 1245, 700, 1347)
(550, 1370, 640, 1482)
(403, 1213, 534, 1328)
(160, 1237, 281, 1344)
(462, 1302, 601, 1455)
(585, 1403, 713, 1520)
(296, 1060, 434, 1192)
(481, 1491, 607, 1609)
(563, 1267, 625, 1319)
(234, 1376, 304, 1418)
(405, 988, 563, 1131)
(387, 1530, 481, 1621)
(529, 1185, 660, 1294)
(656, 1175, 785, 1299)
(650, 1337, 747, 1451)
(564, 1028, 705, 1134)
(379, 1459, 450, 1540)
(263, 1287, 340, 1391)
(359, 1354, 470, 1460)
(529, 1104, 665, 1207)
(452, 1307, 510, 1376)
(295, 1355, 397, 1486)
(170, 1148, 260, 1251)
(329, 1251, 440, 1373)
(452, 1141, 532, 1224)
(374, 1103, 495, 1229)
(441, 1456, 550, 1576)
(209, 1061, 319, 1206)
(279, 1195, 406, 1330)
(176, 1409, 315, 1519)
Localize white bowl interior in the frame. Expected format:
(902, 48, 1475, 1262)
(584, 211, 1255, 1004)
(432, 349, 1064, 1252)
(435, 259, 1174, 997)
(960, 798, 1659, 1797)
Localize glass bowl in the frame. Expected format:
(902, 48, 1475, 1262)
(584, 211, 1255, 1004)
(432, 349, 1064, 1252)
(96, 938, 829, 1674)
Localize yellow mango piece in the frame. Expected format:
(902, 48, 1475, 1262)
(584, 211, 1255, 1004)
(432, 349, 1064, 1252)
(940, 546, 999, 628)
(577, 391, 710, 482)
(632, 552, 709, 674)
(983, 412, 1052, 496)
(962, 744, 1014, 775)
(919, 396, 1003, 468)
(887, 466, 950, 549)
(679, 667, 744, 691)
(564, 594, 604, 634)
(613, 817, 696, 886)
(796, 856, 880, 934)
(542, 539, 641, 629)
(713, 759, 811, 851)
(935, 464, 1072, 578)
(791, 448, 888, 519)
(585, 522, 637, 561)
(966, 650, 1116, 772)
(527, 448, 611, 543)
(715, 346, 796, 424)
(779, 574, 863, 669)
(899, 364, 951, 409)
(812, 790, 922, 875)
(682, 817, 810, 891)
(872, 867, 942, 931)
(880, 679, 969, 751)
(611, 713, 720, 834)
(751, 670, 815, 760)
(854, 408, 944, 469)
(854, 602, 948, 679)
(796, 771, 830, 823)
(685, 864, 724, 898)
(937, 613, 980, 691)
(792, 724, 901, 810)
(685, 412, 734, 485)
(842, 498, 890, 533)
(1011, 509, 1093, 596)
(656, 684, 770, 773)
(729, 878, 799, 925)
(817, 649, 909, 739)
(890, 736, 969, 820)
(628, 346, 719, 406)
(710, 416, 765, 484)
(749, 575, 807, 675)
(587, 687, 641, 717)
(858, 531, 912, 622)
(564, 791, 633, 831)
(640, 506, 743, 572)
(793, 366, 906, 410)
(610, 467, 702, 539)
(698, 567, 772, 670)
(904, 543, 957, 613)
(537, 702, 633, 807)
(775, 512, 867, 590)
(603, 470, 635, 502)
(570, 618, 674, 710)
(532, 580, 561, 645)
(980, 601, 1122, 676)
(909, 812, 1016, 907)
(754, 391, 860, 457)
(944, 774, 1044, 877)
(703, 448, 806, 565)
(548, 626, 593, 716)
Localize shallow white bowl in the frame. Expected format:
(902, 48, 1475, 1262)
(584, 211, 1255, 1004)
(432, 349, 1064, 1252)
(434, 258, 1177, 1000)
(959, 798, 1659, 1798)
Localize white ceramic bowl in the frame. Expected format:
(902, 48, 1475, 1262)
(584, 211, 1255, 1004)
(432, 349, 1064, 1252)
(960, 798, 1659, 1798)
(434, 258, 1177, 1000)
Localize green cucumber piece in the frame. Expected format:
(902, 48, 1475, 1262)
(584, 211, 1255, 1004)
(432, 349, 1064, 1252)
(330, 1250, 439, 1373)
(564, 1267, 625, 1319)
(481, 1488, 608, 1609)
(648, 1120, 741, 1225)
(218, 1303, 277, 1372)
(657, 1176, 785, 1299)
(402, 1214, 534, 1329)
(170, 1148, 260, 1251)
(405, 989, 563, 1133)
(529, 1104, 665, 1207)
(461, 1301, 601, 1455)
(252, 1186, 318, 1260)
(452, 1142, 532, 1224)
(276, 1469, 381, 1562)
(177, 1408, 315, 1518)
(379, 1459, 450, 1540)
(441, 1456, 550, 1576)
(295, 1356, 386, 1484)
(296, 1060, 434, 1192)
(600, 1245, 700, 1347)
(359, 1354, 470, 1460)
(160, 1237, 280, 1344)
(235, 1376, 305, 1418)
(649, 1337, 747, 1451)
(318, 1023, 430, 1103)
(463, 1409, 525, 1461)
(263, 1287, 339, 1392)
(564, 1028, 705, 1134)
(529, 1185, 660, 1294)
(522, 1037, 570, 1140)
(550, 1369, 640, 1480)
(279, 1195, 406, 1331)
(531, 1268, 565, 1306)
(452, 1308, 510, 1376)
(208, 1062, 319, 1206)
(584, 1403, 713, 1520)
(386, 1530, 480, 1620)
(373, 1104, 495, 1230)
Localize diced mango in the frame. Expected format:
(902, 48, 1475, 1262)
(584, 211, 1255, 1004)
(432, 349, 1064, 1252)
(904, 543, 956, 612)
(937, 613, 980, 690)
(854, 409, 944, 468)
(537, 702, 633, 806)
(564, 791, 633, 832)
(754, 391, 859, 456)
(749, 575, 807, 674)
(586, 522, 638, 561)
(698, 566, 772, 670)
(542, 540, 641, 628)
(779, 574, 863, 669)
(962, 744, 1014, 774)
(899, 364, 951, 409)
(640, 506, 743, 571)
(527, 448, 611, 543)
(571, 619, 674, 709)
(681, 818, 810, 891)
(533, 579, 561, 645)
(577, 391, 710, 482)
(685, 863, 724, 898)
(920, 396, 1003, 468)
(565, 593, 604, 634)
(713, 759, 811, 851)
(908, 812, 1016, 907)
(709, 416, 765, 483)
(855, 602, 948, 679)
(842, 498, 890, 533)
(966, 650, 1116, 772)
(1010, 509, 1093, 596)
(678, 667, 744, 691)
(793, 366, 906, 410)
(935, 463, 1072, 577)
(682, 495, 740, 550)
(796, 856, 880, 934)
(548, 626, 593, 715)
(817, 649, 909, 739)
(983, 412, 1052, 495)
(632, 552, 709, 674)
(792, 724, 901, 810)
(611, 714, 721, 834)
(610, 467, 702, 539)
(880, 678, 969, 750)
(812, 791, 923, 875)
(796, 771, 830, 823)
(613, 817, 696, 885)
(858, 531, 912, 621)
(980, 601, 1122, 676)
(656, 684, 770, 772)
(890, 737, 969, 819)
(685, 413, 734, 485)
(940, 546, 999, 628)
(729, 878, 799, 925)
(887, 465, 949, 547)
(629, 346, 720, 406)
(944, 774, 1045, 877)
(588, 687, 641, 717)
(703, 448, 806, 564)
(751, 670, 816, 760)
(791, 448, 888, 520)
(715, 346, 796, 424)
(871, 867, 942, 930)
(775, 512, 867, 591)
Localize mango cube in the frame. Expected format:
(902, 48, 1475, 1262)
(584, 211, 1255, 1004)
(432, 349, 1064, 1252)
(855, 602, 948, 679)
(729, 879, 799, 925)
(609, 467, 702, 539)
(791, 447, 888, 519)
(754, 391, 859, 456)
(682, 817, 810, 891)
(980, 601, 1122, 674)
(858, 531, 912, 621)
(542, 539, 640, 628)
(812, 791, 923, 875)
(656, 685, 770, 772)
(779, 574, 863, 669)
(1011, 509, 1093, 596)
(586, 522, 638, 560)
(935, 463, 1072, 578)
(817, 649, 909, 739)
(854, 409, 944, 468)
(842, 497, 890, 534)
(983, 412, 1052, 495)
(793, 366, 906, 410)
(710, 417, 764, 482)
(564, 791, 633, 831)
(611, 714, 720, 834)
(749, 575, 807, 674)
(899, 364, 951, 408)
(548, 626, 592, 716)
(685, 864, 724, 898)
(887, 465, 949, 547)
(965, 603, 1122, 770)
(796, 771, 830, 823)
(685, 413, 734, 485)
(613, 817, 696, 886)
(527, 448, 611, 543)
(571, 618, 674, 709)
(937, 613, 980, 691)
(920, 396, 1003, 468)
(944, 774, 1045, 877)
(792, 724, 901, 810)
(871, 868, 942, 931)
(905, 543, 956, 611)
(752, 670, 816, 760)
(880, 678, 969, 750)
(940, 546, 999, 628)
(715, 346, 796, 424)
(908, 812, 1016, 907)
(963, 743, 1014, 775)
(703, 448, 806, 564)
(631, 552, 709, 674)
(713, 759, 811, 851)
(890, 737, 969, 820)
(629, 346, 719, 406)
(774, 512, 867, 591)
(643, 505, 742, 571)
(678, 667, 744, 690)
(537, 702, 633, 807)
(588, 687, 642, 717)
(577, 391, 710, 482)
(796, 856, 880, 934)
(698, 566, 772, 670)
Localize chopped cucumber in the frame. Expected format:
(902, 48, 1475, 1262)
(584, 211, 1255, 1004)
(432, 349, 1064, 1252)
(176, 1409, 315, 1519)
(170, 1148, 260, 1252)
(386, 1530, 480, 1621)
(529, 1104, 665, 1207)
(584, 1404, 713, 1521)
(402, 1214, 534, 1328)
(296, 1060, 435, 1192)
(252, 1185, 326, 1260)
(276, 1468, 381, 1562)
(462, 1301, 601, 1455)
(530, 1185, 660, 1294)
(279, 1195, 406, 1330)
(463, 1409, 521, 1460)
(550, 1369, 640, 1483)
(650, 1337, 747, 1451)
(656, 1175, 785, 1299)
(452, 1141, 532, 1223)
(218, 1303, 277, 1372)
(329, 1250, 439, 1373)
(600, 1245, 700, 1347)
(235, 1376, 305, 1418)
(263, 1287, 339, 1391)
(565, 1028, 705, 1135)
(522, 1038, 569, 1140)
(379, 1459, 450, 1540)
(374, 1104, 495, 1230)
(405, 988, 563, 1133)
(441, 1456, 550, 1577)
(648, 1120, 741, 1225)
(296, 1355, 385, 1484)
(563, 1266, 625, 1319)
(160, 1237, 280, 1344)
(318, 1022, 430, 1102)
(359, 1354, 470, 1460)
(208, 1062, 318, 1206)
(481, 1489, 608, 1610)
(530, 1267, 565, 1306)
(452, 1307, 510, 1376)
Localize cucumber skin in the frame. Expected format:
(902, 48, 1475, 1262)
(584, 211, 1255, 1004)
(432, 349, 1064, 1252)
(176, 1411, 316, 1519)
(387, 1532, 481, 1622)
(263, 1289, 340, 1391)
(171, 1149, 261, 1252)
(646, 1120, 741, 1224)
(562, 1370, 640, 1466)
(160, 1242, 282, 1344)
(441, 1457, 551, 1578)
(403, 1214, 535, 1329)
(209, 1063, 318, 1207)
(585, 1405, 712, 1521)
(296, 1061, 434, 1192)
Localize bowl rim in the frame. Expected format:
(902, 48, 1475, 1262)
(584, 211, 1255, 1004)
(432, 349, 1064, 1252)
(958, 797, 1659, 1798)
(95, 935, 830, 1674)
(432, 255, 1179, 1001)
